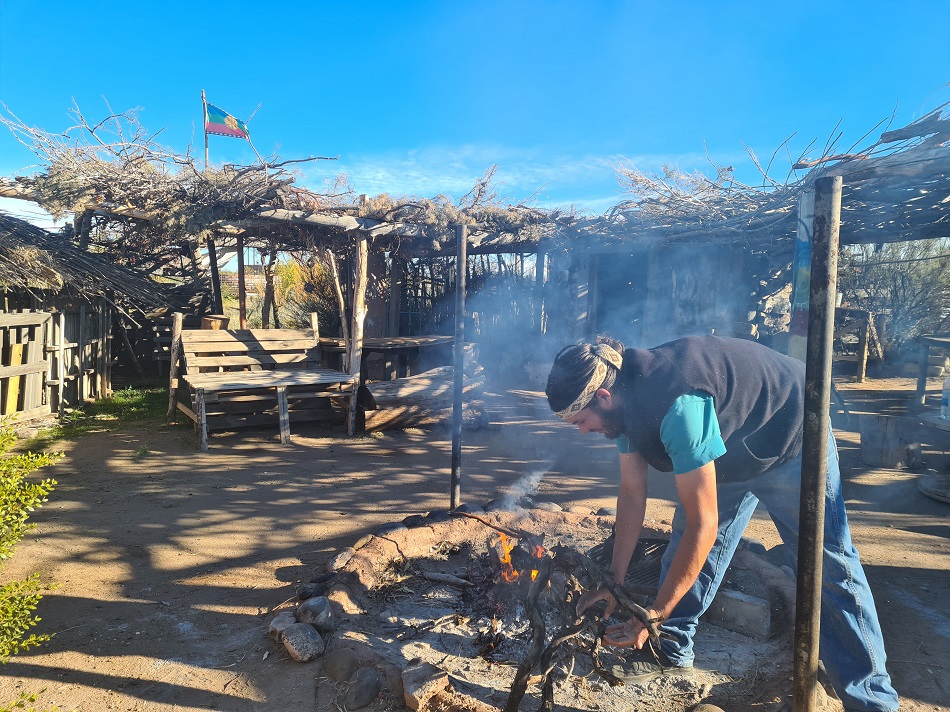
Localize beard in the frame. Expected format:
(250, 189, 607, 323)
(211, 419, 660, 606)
(595, 403, 626, 440)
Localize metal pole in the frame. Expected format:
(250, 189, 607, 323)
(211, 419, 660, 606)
(450, 224, 467, 509)
(793, 175, 843, 712)
(201, 89, 209, 172)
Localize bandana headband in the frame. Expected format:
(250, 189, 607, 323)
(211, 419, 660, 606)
(554, 344, 622, 420)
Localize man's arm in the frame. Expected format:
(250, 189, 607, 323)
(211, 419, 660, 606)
(577, 451, 648, 617)
(604, 460, 718, 648)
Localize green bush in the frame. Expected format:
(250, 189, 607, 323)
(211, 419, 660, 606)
(0, 426, 60, 664)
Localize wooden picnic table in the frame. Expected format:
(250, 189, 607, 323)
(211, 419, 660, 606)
(320, 335, 454, 380)
(915, 333, 950, 409)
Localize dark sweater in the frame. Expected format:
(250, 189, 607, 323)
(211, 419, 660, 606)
(618, 336, 805, 482)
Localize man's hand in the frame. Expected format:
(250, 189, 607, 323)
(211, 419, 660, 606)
(576, 587, 618, 619)
(602, 608, 661, 649)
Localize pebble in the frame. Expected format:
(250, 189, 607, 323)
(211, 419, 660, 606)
(296, 596, 334, 633)
(323, 648, 361, 682)
(378, 609, 397, 623)
(374, 522, 408, 536)
(281, 623, 326, 662)
(342, 667, 383, 709)
(326, 547, 356, 572)
(267, 610, 296, 641)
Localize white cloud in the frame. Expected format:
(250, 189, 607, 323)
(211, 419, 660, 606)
(301, 144, 751, 214)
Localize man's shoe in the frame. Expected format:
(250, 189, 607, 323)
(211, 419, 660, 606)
(606, 645, 693, 684)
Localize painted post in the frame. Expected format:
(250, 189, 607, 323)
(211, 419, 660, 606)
(450, 223, 467, 510)
(793, 175, 843, 712)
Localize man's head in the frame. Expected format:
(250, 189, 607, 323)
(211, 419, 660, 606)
(546, 340, 625, 439)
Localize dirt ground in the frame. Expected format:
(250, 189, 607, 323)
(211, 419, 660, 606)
(0, 375, 948, 712)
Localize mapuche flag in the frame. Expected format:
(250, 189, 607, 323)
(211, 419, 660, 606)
(204, 103, 249, 139)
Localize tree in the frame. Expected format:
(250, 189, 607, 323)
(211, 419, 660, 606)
(838, 239, 950, 354)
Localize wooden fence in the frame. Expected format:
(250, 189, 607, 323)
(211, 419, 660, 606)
(0, 300, 112, 421)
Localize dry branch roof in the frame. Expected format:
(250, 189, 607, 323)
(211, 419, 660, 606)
(0, 211, 174, 317)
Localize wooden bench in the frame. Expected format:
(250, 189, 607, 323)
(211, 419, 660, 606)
(173, 315, 357, 450)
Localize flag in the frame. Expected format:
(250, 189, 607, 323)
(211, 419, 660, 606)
(204, 102, 249, 139)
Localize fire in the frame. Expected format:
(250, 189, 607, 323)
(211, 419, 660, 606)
(497, 534, 546, 583)
(498, 532, 519, 582)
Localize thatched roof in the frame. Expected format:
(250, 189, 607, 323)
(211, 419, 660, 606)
(0, 211, 174, 317)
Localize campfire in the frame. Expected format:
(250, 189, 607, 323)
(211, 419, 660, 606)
(297, 507, 799, 712)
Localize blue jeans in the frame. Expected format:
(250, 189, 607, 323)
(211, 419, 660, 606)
(658, 430, 899, 712)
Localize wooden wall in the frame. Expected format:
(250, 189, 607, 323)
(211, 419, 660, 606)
(0, 291, 113, 420)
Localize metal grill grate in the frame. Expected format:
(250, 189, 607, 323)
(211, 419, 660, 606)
(587, 536, 669, 597)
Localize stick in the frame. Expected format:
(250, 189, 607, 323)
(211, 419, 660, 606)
(421, 572, 472, 588)
(503, 556, 552, 712)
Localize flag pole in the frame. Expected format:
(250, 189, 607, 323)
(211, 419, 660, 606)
(201, 89, 209, 172)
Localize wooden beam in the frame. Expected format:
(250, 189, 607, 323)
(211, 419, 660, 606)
(346, 233, 369, 436)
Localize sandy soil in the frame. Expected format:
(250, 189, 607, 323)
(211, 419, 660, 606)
(0, 376, 947, 712)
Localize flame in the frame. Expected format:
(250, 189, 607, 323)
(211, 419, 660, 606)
(498, 533, 519, 582)
(530, 544, 545, 558)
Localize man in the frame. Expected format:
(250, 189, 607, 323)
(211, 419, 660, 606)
(545, 335, 898, 712)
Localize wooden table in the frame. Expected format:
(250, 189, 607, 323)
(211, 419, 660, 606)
(320, 335, 454, 380)
(915, 333, 950, 409)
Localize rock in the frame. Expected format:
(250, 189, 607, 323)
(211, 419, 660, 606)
(352, 534, 374, 550)
(402, 660, 452, 711)
(423, 510, 451, 524)
(326, 547, 356, 572)
(374, 522, 408, 536)
(267, 610, 296, 641)
(282, 623, 326, 662)
(342, 667, 383, 709)
(323, 647, 361, 682)
(296, 595, 334, 633)
(704, 588, 771, 641)
(484, 499, 507, 512)
(296, 582, 323, 600)
(739, 536, 768, 557)
(533, 501, 562, 512)
(378, 608, 397, 623)
(690, 705, 726, 712)
(596, 506, 617, 516)
(402, 514, 427, 527)
(452, 503, 484, 514)
(566, 505, 591, 514)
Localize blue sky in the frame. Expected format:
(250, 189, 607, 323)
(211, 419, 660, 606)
(1, 0, 948, 227)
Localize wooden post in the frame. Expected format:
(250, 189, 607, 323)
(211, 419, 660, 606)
(207, 236, 224, 315)
(794, 175, 843, 712)
(104, 302, 112, 397)
(856, 312, 871, 383)
(276, 386, 290, 445)
(77, 210, 93, 251)
(56, 311, 66, 414)
(167, 312, 184, 424)
(915, 338, 930, 409)
(388, 255, 404, 337)
(24, 324, 39, 411)
(78, 304, 88, 402)
(346, 233, 369, 436)
(450, 224, 467, 510)
(196, 387, 208, 452)
(237, 233, 247, 329)
(309, 312, 321, 366)
(534, 246, 546, 334)
(4, 342, 23, 415)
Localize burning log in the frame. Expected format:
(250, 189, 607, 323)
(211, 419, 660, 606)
(503, 556, 552, 712)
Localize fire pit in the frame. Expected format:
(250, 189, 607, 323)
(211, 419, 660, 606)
(275, 506, 827, 712)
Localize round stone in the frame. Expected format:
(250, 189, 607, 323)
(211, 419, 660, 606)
(341, 667, 382, 709)
(326, 547, 356, 572)
(452, 503, 484, 515)
(402, 514, 427, 528)
(596, 506, 617, 516)
(282, 623, 326, 662)
(267, 610, 296, 641)
(374, 522, 408, 536)
(352, 534, 374, 550)
(689, 705, 726, 712)
(533, 501, 562, 512)
(296, 596, 334, 633)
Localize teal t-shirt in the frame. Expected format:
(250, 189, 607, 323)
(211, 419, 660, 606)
(616, 390, 727, 474)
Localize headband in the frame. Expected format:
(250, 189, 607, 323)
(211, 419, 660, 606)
(554, 344, 623, 420)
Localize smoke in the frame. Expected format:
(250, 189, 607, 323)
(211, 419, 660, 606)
(497, 464, 551, 511)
